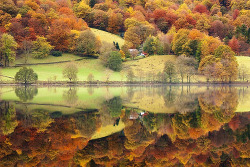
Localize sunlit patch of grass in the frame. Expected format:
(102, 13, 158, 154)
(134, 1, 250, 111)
(91, 28, 125, 46)
(1, 59, 122, 82)
(123, 55, 176, 74)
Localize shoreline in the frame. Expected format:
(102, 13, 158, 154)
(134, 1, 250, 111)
(0, 81, 250, 87)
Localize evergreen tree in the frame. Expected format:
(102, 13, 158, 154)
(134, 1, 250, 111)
(89, 0, 96, 8)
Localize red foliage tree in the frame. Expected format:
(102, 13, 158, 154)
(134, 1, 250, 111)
(153, 9, 166, 21)
(165, 11, 178, 26)
(232, 9, 240, 20)
(193, 4, 209, 14)
(47, 19, 70, 51)
(28, 17, 48, 36)
(209, 20, 227, 39)
(58, 7, 74, 15)
(186, 15, 196, 26)
(228, 36, 240, 54)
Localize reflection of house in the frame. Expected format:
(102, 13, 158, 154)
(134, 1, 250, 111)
(129, 111, 139, 120)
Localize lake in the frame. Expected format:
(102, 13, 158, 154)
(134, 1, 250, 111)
(0, 86, 249, 166)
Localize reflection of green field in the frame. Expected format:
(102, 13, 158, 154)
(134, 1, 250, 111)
(122, 86, 207, 113)
(1, 87, 126, 114)
(236, 87, 250, 112)
(1, 86, 249, 113)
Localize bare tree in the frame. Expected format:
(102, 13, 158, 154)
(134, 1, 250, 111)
(137, 70, 145, 82)
(164, 60, 176, 83)
(238, 64, 249, 82)
(176, 55, 198, 83)
(130, 49, 139, 60)
(63, 62, 78, 82)
(126, 69, 135, 82)
(104, 69, 112, 82)
(87, 73, 94, 83)
(22, 40, 32, 64)
(176, 55, 188, 83)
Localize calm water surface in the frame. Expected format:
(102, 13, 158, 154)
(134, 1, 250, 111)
(0, 86, 249, 166)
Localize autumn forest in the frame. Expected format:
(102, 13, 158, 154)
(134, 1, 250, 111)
(0, 0, 250, 166)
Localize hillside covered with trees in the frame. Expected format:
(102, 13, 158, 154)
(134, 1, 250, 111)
(0, 0, 249, 83)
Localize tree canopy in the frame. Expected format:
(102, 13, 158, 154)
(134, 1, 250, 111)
(15, 67, 38, 84)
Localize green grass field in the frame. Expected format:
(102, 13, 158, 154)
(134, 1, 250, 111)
(13, 53, 81, 65)
(1, 28, 127, 82)
(91, 28, 125, 46)
(1, 55, 180, 82)
(2, 58, 122, 82)
(2, 55, 249, 82)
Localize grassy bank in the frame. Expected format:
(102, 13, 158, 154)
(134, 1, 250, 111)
(2, 57, 122, 82)
(1, 55, 250, 83)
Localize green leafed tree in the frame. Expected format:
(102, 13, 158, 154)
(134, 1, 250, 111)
(0, 33, 17, 67)
(89, 0, 96, 8)
(15, 67, 38, 84)
(143, 36, 163, 55)
(107, 51, 122, 71)
(106, 96, 122, 118)
(32, 36, 53, 59)
(172, 29, 189, 56)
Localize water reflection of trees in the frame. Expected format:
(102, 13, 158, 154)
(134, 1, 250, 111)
(162, 86, 200, 113)
(62, 87, 78, 105)
(0, 87, 249, 166)
(15, 87, 38, 102)
(105, 96, 123, 118)
(0, 102, 18, 135)
(74, 112, 249, 167)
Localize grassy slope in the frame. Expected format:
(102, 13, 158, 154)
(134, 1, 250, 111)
(2, 58, 122, 81)
(13, 53, 80, 65)
(236, 56, 250, 71)
(2, 55, 249, 82)
(91, 28, 125, 46)
(122, 55, 207, 82)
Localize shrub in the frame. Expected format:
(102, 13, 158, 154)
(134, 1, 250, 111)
(51, 51, 62, 57)
(107, 51, 122, 71)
